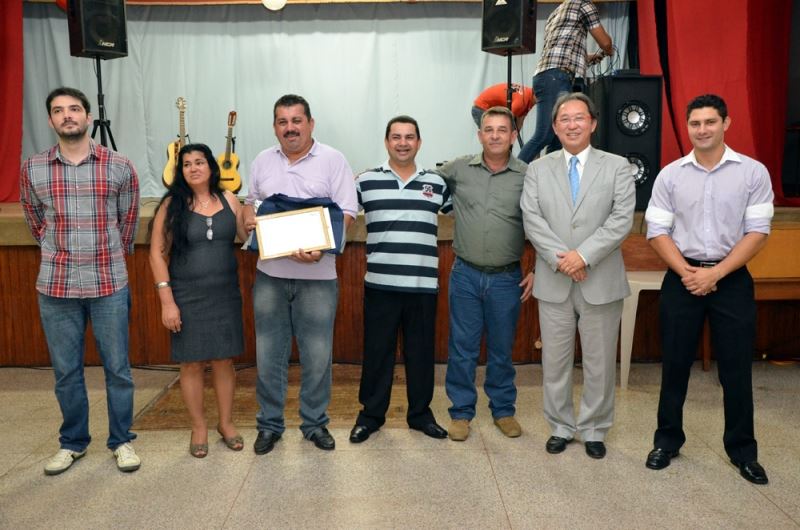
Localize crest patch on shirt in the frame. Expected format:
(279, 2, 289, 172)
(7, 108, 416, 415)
(422, 184, 434, 199)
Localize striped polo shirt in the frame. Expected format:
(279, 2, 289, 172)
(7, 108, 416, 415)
(356, 162, 452, 293)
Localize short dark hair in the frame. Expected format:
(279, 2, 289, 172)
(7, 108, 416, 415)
(551, 92, 598, 123)
(273, 94, 311, 123)
(385, 115, 420, 140)
(480, 106, 514, 128)
(686, 94, 728, 120)
(46, 87, 91, 115)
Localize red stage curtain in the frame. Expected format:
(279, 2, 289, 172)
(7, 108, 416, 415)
(638, 0, 796, 206)
(0, 0, 24, 202)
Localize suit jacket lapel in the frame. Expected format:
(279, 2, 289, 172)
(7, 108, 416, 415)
(549, 152, 573, 206)
(572, 148, 601, 213)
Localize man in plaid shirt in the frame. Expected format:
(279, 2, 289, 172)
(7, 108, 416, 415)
(518, 0, 612, 163)
(20, 87, 142, 475)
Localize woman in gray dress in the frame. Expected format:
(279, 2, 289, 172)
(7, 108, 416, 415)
(149, 144, 248, 458)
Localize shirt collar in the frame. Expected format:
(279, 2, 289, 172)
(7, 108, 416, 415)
(277, 138, 318, 162)
(680, 144, 741, 170)
(469, 152, 527, 174)
(50, 140, 98, 164)
(562, 145, 591, 168)
(380, 160, 421, 176)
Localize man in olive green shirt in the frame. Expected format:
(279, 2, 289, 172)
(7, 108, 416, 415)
(438, 106, 534, 441)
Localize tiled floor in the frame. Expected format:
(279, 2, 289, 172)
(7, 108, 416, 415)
(0, 362, 798, 529)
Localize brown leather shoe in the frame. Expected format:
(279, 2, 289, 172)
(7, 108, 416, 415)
(448, 419, 470, 441)
(493, 416, 522, 438)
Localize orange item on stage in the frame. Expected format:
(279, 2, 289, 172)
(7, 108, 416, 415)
(474, 83, 535, 117)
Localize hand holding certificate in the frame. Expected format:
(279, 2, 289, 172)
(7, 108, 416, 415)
(254, 206, 336, 260)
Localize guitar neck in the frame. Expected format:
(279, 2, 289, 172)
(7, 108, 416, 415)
(178, 110, 186, 147)
(224, 126, 234, 162)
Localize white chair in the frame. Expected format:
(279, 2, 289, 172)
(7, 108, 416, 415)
(620, 271, 666, 389)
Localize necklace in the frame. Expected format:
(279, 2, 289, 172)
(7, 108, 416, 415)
(196, 197, 212, 211)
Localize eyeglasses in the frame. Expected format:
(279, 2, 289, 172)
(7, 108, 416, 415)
(557, 115, 590, 126)
(206, 217, 213, 241)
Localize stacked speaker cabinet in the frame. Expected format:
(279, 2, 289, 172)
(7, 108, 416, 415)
(67, 0, 128, 59)
(587, 75, 662, 210)
(482, 0, 537, 55)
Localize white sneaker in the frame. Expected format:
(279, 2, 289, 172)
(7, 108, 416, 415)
(44, 448, 86, 475)
(112, 442, 141, 472)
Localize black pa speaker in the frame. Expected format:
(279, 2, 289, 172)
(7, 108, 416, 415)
(67, 0, 128, 59)
(482, 0, 537, 56)
(587, 75, 662, 210)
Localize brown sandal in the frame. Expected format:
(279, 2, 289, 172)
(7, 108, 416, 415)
(217, 426, 244, 451)
(189, 442, 208, 458)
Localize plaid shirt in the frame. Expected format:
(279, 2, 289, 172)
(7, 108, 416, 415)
(20, 141, 140, 298)
(535, 0, 602, 78)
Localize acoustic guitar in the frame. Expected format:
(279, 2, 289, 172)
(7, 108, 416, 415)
(162, 97, 187, 187)
(218, 111, 241, 193)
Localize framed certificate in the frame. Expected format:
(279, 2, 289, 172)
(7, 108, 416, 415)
(254, 206, 335, 260)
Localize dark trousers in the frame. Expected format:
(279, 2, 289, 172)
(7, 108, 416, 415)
(356, 287, 437, 430)
(654, 267, 758, 462)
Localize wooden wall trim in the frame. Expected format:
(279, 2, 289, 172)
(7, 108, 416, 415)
(1, 237, 798, 367)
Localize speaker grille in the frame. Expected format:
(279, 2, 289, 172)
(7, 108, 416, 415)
(481, 0, 537, 56)
(588, 75, 662, 211)
(68, 0, 128, 59)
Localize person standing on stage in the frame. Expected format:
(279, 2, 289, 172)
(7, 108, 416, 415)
(20, 87, 141, 475)
(243, 94, 357, 454)
(643, 94, 773, 485)
(472, 83, 536, 132)
(349, 115, 451, 444)
(521, 92, 635, 459)
(518, 0, 612, 163)
(438, 106, 534, 442)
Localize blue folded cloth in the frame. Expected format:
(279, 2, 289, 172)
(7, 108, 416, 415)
(247, 194, 346, 255)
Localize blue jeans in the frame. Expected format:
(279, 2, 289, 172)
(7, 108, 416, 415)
(518, 68, 573, 163)
(253, 272, 338, 437)
(37, 286, 135, 451)
(446, 258, 521, 420)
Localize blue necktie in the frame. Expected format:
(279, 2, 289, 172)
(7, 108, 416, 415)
(568, 156, 579, 205)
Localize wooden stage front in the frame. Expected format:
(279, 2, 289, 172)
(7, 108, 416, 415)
(1, 202, 798, 367)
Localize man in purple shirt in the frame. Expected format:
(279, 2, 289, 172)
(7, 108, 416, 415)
(644, 94, 774, 485)
(243, 94, 357, 454)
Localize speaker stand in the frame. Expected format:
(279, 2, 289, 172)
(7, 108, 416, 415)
(505, 52, 524, 149)
(90, 56, 118, 151)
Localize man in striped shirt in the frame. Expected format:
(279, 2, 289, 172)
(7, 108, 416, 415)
(349, 116, 452, 443)
(20, 87, 141, 475)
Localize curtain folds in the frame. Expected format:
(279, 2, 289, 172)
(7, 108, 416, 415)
(637, 0, 795, 206)
(1, 0, 24, 202)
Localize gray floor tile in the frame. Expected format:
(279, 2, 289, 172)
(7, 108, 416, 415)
(1, 448, 252, 530)
(226, 449, 510, 529)
(0, 363, 797, 530)
(491, 444, 797, 529)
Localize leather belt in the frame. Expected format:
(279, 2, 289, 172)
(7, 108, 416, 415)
(685, 257, 720, 268)
(460, 258, 520, 274)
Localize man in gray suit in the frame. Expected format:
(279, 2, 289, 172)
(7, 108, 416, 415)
(520, 92, 635, 459)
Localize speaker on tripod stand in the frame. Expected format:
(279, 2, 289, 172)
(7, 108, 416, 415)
(481, 0, 537, 56)
(67, 0, 128, 59)
(587, 74, 662, 210)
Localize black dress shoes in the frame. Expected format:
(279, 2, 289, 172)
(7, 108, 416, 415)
(545, 436, 572, 454)
(349, 425, 374, 444)
(308, 427, 336, 450)
(645, 448, 679, 470)
(411, 422, 448, 439)
(731, 460, 769, 485)
(253, 431, 281, 455)
(585, 441, 606, 459)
